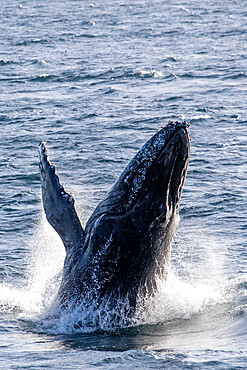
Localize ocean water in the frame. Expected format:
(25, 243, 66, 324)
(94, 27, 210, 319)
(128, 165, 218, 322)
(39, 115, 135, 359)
(0, 0, 246, 368)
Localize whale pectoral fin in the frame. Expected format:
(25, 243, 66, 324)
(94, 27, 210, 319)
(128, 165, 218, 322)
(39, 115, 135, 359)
(39, 142, 85, 252)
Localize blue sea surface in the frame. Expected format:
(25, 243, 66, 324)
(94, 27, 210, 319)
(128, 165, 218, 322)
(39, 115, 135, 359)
(0, 0, 246, 368)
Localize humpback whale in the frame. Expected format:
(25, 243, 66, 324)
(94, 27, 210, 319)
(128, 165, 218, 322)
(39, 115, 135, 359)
(39, 121, 190, 313)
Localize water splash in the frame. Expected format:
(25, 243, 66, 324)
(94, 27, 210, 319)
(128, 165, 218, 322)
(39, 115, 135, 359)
(0, 214, 237, 335)
(135, 270, 226, 326)
(0, 214, 64, 317)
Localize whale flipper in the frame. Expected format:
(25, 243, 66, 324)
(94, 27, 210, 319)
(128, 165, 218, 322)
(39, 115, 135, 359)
(39, 142, 85, 251)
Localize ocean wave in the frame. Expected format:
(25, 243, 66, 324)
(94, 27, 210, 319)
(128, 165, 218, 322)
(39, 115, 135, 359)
(30, 74, 55, 82)
(222, 72, 247, 80)
(25, 67, 165, 85)
(135, 69, 163, 78)
(15, 38, 52, 46)
(190, 114, 212, 121)
(0, 59, 14, 65)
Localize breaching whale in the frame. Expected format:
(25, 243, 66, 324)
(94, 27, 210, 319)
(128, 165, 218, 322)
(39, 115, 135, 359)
(39, 121, 190, 312)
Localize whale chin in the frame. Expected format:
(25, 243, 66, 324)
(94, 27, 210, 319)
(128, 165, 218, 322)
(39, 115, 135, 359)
(39, 121, 190, 311)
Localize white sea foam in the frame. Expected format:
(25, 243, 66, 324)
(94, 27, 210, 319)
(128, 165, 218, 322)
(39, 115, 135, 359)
(181, 7, 190, 13)
(190, 114, 212, 121)
(138, 69, 163, 78)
